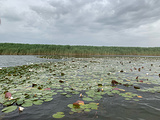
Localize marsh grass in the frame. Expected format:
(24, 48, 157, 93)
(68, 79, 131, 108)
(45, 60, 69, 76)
(1, 43, 160, 56)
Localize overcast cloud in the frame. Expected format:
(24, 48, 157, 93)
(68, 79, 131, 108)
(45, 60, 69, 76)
(0, 0, 160, 47)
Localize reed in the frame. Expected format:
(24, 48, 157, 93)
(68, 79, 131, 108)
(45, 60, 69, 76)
(0, 43, 160, 56)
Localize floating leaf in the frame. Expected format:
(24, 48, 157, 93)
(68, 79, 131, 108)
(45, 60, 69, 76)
(2, 106, 17, 113)
(83, 97, 94, 101)
(33, 100, 43, 105)
(52, 112, 65, 118)
(3, 99, 16, 106)
(93, 95, 102, 100)
(73, 102, 80, 108)
(67, 104, 73, 108)
(72, 91, 80, 95)
(22, 100, 33, 107)
(84, 109, 91, 112)
(108, 93, 114, 97)
(125, 98, 131, 100)
(112, 90, 120, 94)
(133, 99, 139, 101)
(16, 99, 24, 105)
(69, 112, 74, 114)
(119, 89, 125, 91)
(88, 103, 99, 110)
(44, 98, 53, 102)
(61, 93, 67, 95)
(73, 100, 84, 108)
(57, 90, 63, 93)
(66, 95, 72, 98)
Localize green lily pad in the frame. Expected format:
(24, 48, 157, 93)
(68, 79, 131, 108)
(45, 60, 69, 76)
(2, 106, 17, 113)
(30, 97, 39, 101)
(72, 91, 80, 94)
(88, 103, 99, 110)
(3, 100, 16, 106)
(93, 95, 102, 100)
(71, 108, 77, 112)
(52, 93, 57, 95)
(16, 99, 24, 105)
(44, 98, 53, 102)
(66, 95, 72, 98)
(33, 100, 43, 105)
(67, 104, 73, 108)
(83, 97, 94, 101)
(84, 108, 91, 112)
(52, 112, 65, 118)
(22, 100, 33, 107)
(125, 98, 131, 100)
(57, 90, 63, 93)
(69, 112, 74, 114)
(133, 99, 139, 101)
(61, 93, 67, 95)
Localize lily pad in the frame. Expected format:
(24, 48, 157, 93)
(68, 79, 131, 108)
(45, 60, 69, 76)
(3, 99, 16, 106)
(22, 100, 33, 107)
(61, 93, 67, 95)
(52, 112, 65, 118)
(2, 106, 17, 113)
(66, 94, 72, 98)
(57, 90, 63, 93)
(44, 98, 53, 102)
(33, 100, 43, 105)
(88, 103, 99, 110)
(16, 99, 24, 105)
(84, 108, 91, 112)
(83, 97, 94, 101)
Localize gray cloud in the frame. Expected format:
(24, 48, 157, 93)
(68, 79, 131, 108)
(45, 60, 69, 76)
(0, 0, 160, 47)
(96, 0, 160, 29)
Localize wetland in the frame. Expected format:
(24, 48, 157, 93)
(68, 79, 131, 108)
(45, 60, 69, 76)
(0, 55, 160, 120)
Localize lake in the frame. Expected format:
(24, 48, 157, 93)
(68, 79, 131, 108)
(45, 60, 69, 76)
(0, 55, 160, 120)
(0, 55, 61, 68)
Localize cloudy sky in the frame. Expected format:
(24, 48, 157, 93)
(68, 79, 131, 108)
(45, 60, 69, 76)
(0, 0, 160, 47)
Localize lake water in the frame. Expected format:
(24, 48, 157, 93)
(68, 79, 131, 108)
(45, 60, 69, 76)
(0, 55, 59, 68)
(0, 56, 160, 120)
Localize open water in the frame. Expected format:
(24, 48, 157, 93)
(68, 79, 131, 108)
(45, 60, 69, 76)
(0, 55, 58, 68)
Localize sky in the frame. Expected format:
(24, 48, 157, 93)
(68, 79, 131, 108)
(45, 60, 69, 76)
(0, 0, 160, 47)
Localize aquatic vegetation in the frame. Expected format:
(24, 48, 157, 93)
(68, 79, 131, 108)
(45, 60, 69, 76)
(52, 112, 65, 118)
(1, 106, 17, 113)
(68, 102, 99, 114)
(0, 56, 160, 119)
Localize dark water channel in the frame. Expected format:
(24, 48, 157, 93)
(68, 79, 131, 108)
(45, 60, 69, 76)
(0, 55, 160, 120)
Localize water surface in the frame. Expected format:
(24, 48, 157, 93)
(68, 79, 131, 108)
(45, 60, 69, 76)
(0, 56, 160, 120)
(0, 55, 58, 68)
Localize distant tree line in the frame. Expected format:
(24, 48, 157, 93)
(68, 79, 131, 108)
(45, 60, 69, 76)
(0, 43, 160, 56)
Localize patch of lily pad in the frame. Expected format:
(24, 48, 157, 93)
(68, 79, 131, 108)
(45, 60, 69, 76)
(68, 102, 99, 114)
(0, 56, 160, 117)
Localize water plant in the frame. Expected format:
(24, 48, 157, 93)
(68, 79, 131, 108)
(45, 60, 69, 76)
(0, 56, 160, 119)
